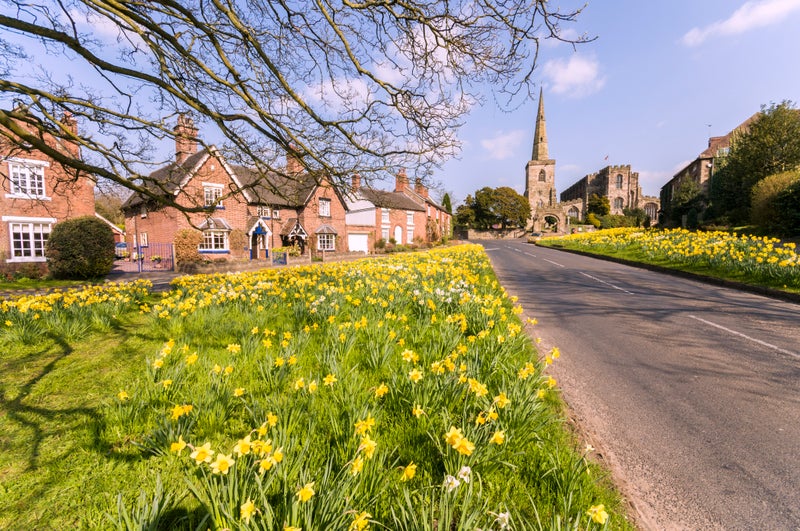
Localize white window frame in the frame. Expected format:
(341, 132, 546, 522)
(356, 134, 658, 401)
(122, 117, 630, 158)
(5, 158, 50, 200)
(381, 208, 390, 224)
(198, 229, 229, 251)
(273, 209, 281, 219)
(317, 233, 335, 251)
(406, 211, 414, 226)
(381, 227, 390, 240)
(406, 228, 413, 244)
(319, 198, 331, 217)
(257, 205, 271, 217)
(2, 216, 55, 263)
(203, 183, 224, 208)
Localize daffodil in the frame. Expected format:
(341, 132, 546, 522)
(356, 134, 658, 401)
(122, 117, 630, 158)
(185, 352, 199, 365)
(234, 387, 245, 397)
(296, 482, 315, 502)
(170, 435, 187, 453)
(240, 499, 256, 523)
(374, 383, 389, 398)
(210, 453, 235, 474)
(190, 442, 214, 464)
(401, 462, 417, 482)
(323, 373, 337, 386)
(587, 504, 609, 524)
(359, 435, 377, 459)
(408, 368, 423, 383)
(494, 392, 511, 408)
(234, 435, 252, 456)
(490, 430, 506, 445)
(412, 405, 425, 418)
(354, 416, 375, 435)
(349, 511, 371, 531)
(117, 390, 129, 401)
(444, 475, 460, 492)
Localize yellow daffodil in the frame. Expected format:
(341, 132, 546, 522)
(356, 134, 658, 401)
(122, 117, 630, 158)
(490, 430, 505, 445)
(354, 416, 375, 435)
(296, 482, 315, 502)
(359, 435, 377, 459)
(401, 462, 417, 482)
(190, 442, 215, 464)
(587, 504, 609, 524)
(234, 387, 245, 397)
(294, 377, 305, 391)
(412, 405, 425, 418)
(185, 352, 199, 365)
(494, 392, 511, 408)
(226, 343, 241, 354)
(240, 499, 256, 523)
(267, 412, 279, 427)
(210, 453, 235, 474)
(349, 511, 371, 531)
(234, 435, 252, 456)
(375, 383, 389, 398)
(117, 390, 129, 401)
(308, 380, 318, 393)
(350, 455, 365, 475)
(274, 356, 285, 367)
(323, 373, 337, 386)
(408, 368, 423, 383)
(170, 435, 187, 453)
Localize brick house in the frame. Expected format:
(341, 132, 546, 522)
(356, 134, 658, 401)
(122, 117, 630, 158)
(121, 116, 349, 262)
(0, 112, 96, 270)
(345, 169, 451, 251)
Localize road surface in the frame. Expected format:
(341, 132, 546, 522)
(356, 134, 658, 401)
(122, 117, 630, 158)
(481, 241, 800, 530)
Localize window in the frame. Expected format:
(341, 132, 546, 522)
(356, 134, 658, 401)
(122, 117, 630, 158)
(615, 174, 623, 189)
(381, 227, 390, 240)
(9, 222, 51, 260)
(7, 160, 47, 198)
(381, 208, 390, 224)
(139, 232, 149, 247)
(199, 230, 229, 251)
(273, 209, 281, 219)
(614, 197, 624, 210)
(406, 211, 414, 226)
(204, 185, 223, 208)
(407, 228, 413, 244)
(317, 233, 335, 251)
(319, 198, 331, 217)
(538, 169, 546, 182)
(257, 205, 271, 217)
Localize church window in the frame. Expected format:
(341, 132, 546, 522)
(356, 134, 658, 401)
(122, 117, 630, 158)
(616, 174, 623, 189)
(538, 170, 546, 182)
(614, 197, 624, 210)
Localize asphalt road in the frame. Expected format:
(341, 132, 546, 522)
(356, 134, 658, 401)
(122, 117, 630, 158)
(481, 241, 800, 530)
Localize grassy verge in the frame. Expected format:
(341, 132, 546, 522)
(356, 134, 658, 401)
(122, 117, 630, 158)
(1, 246, 630, 530)
(538, 228, 800, 295)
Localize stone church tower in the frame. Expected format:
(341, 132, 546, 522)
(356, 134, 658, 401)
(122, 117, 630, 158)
(524, 89, 557, 212)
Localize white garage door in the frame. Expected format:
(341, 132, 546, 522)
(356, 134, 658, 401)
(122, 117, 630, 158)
(348, 233, 369, 254)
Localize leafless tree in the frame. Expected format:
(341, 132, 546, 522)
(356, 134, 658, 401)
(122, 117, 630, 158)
(0, 0, 591, 212)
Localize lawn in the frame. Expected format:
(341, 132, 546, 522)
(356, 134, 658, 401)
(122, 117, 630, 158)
(0, 246, 630, 530)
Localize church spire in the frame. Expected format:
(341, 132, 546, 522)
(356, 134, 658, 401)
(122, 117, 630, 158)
(532, 88, 549, 161)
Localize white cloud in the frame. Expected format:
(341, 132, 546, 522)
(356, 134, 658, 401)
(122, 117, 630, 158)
(480, 130, 526, 160)
(541, 54, 606, 98)
(682, 0, 800, 46)
(637, 169, 673, 196)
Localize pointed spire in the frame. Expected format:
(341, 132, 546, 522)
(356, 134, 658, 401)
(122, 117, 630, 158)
(532, 88, 549, 161)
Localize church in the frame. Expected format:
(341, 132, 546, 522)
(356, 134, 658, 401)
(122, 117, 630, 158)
(524, 90, 659, 232)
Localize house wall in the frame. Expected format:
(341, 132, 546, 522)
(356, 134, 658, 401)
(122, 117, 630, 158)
(1, 124, 95, 265)
(298, 179, 348, 255)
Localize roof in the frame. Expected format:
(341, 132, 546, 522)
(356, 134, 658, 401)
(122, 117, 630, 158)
(233, 165, 319, 207)
(123, 149, 209, 208)
(358, 188, 425, 211)
(314, 224, 338, 234)
(197, 217, 232, 230)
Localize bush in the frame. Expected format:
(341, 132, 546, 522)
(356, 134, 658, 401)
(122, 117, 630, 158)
(773, 180, 800, 235)
(46, 216, 115, 279)
(750, 169, 800, 229)
(586, 213, 601, 228)
(174, 229, 203, 264)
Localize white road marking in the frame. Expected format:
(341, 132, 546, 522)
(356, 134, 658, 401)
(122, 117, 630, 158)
(579, 272, 634, 295)
(524, 252, 537, 257)
(484, 247, 499, 251)
(543, 258, 565, 268)
(688, 315, 799, 359)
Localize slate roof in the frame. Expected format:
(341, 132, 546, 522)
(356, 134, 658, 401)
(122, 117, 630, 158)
(358, 188, 425, 211)
(122, 149, 209, 208)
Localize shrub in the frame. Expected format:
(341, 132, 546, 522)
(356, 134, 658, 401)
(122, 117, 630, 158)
(46, 216, 115, 279)
(174, 229, 203, 264)
(585, 213, 601, 228)
(773, 179, 800, 235)
(750, 169, 800, 229)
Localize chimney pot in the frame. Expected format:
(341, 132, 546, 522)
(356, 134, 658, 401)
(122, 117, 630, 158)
(174, 114, 198, 164)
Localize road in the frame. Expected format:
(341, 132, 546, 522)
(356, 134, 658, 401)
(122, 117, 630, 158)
(481, 241, 800, 530)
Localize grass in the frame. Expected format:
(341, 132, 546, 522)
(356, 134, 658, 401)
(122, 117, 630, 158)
(538, 227, 800, 295)
(1, 246, 631, 530)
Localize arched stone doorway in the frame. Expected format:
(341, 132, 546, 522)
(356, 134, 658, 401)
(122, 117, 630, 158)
(544, 215, 560, 232)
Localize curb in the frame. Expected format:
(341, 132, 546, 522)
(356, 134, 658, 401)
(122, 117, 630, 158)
(536, 243, 800, 305)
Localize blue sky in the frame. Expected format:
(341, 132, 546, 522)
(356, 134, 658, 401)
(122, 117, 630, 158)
(438, 0, 800, 205)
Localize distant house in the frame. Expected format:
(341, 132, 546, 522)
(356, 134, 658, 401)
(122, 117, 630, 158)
(345, 170, 451, 252)
(659, 113, 758, 225)
(0, 111, 96, 270)
(121, 115, 348, 262)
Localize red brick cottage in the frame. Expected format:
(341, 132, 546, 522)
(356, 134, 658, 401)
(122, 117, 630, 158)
(121, 116, 349, 263)
(0, 112, 96, 272)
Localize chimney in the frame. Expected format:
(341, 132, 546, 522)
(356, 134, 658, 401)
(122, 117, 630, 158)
(351, 174, 361, 192)
(414, 178, 429, 199)
(286, 144, 303, 175)
(395, 168, 409, 192)
(62, 112, 77, 135)
(174, 114, 198, 164)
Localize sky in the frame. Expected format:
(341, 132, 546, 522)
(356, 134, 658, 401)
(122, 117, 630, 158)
(437, 0, 800, 205)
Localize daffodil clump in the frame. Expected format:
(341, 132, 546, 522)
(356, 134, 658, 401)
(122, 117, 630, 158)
(0, 279, 152, 342)
(103, 245, 619, 529)
(552, 227, 799, 287)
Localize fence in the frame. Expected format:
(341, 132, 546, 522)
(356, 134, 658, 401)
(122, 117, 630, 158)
(111, 242, 175, 273)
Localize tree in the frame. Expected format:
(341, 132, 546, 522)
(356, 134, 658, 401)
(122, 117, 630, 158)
(666, 178, 705, 227)
(587, 193, 610, 216)
(0, 2, 590, 212)
(46, 216, 115, 279)
(455, 187, 529, 230)
(441, 193, 453, 214)
(492, 186, 532, 229)
(710, 101, 800, 223)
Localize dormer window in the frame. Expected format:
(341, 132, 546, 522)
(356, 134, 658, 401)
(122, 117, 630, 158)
(203, 183, 224, 208)
(257, 205, 271, 217)
(319, 198, 331, 217)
